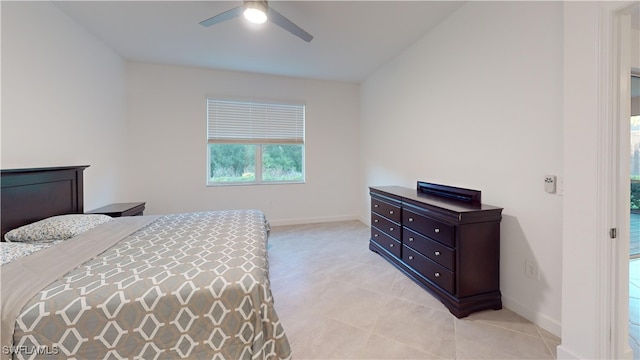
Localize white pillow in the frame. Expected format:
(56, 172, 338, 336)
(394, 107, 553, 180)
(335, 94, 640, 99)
(4, 214, 113, 243)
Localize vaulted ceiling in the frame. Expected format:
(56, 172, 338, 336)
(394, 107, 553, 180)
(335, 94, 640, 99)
(53, 1, 465, 83)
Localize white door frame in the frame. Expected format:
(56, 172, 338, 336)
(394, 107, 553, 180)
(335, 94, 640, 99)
(559, 2, 634, 359)
(603, 2, 634, 359)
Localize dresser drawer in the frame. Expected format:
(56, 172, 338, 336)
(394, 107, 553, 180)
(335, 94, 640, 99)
(403, 246, 454, 294)
(371, 198, 401, 223)
(403, 227, 455, 271)
(371, 212, 401, 240)
(403, 209, 454, 247)
(371, 228, 401, 258)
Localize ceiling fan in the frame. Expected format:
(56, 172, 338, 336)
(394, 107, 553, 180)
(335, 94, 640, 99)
(199, 0, 314, 42)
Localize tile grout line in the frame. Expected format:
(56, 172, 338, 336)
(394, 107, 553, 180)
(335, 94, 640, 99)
(468, 318, 558, 341)
(535, 325, 558, 359)
(453, 317, 459, 360)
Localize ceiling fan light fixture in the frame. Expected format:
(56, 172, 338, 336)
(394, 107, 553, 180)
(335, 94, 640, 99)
(243, 1, 268, 24)
(200, 0, 312, 42)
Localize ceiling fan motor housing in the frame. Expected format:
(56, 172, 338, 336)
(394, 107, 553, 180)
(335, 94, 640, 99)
(244, 0, 268, 14)
(243, 0, 268, 23)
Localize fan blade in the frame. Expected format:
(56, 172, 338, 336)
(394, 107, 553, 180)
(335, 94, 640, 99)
(199, 5, 243, 27)
(267, 7, 313, 42)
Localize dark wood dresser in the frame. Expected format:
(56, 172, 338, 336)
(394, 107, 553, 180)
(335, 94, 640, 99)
(369, 182, 503, 318)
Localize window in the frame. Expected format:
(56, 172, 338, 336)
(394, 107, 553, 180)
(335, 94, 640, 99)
(207, 98, 305, 185)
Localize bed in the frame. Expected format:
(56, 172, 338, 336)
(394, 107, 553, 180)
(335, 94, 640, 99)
(0, 166, 291, 359)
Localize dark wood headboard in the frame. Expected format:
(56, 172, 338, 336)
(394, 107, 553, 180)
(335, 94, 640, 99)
(1, 165, 89, 240)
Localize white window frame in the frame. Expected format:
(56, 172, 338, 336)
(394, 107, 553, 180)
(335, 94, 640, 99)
(206, 98, 306, 186)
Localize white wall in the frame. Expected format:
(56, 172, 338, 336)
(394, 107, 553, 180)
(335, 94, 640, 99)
(1, 1, 127, 210)
(124, 63, 361, 225)
(360, 2, 564, 335)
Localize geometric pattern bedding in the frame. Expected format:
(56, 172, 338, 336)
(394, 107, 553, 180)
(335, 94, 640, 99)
(10, 210, 291, 360)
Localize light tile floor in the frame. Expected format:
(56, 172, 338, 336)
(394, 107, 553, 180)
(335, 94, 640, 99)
(268, 221, 560, 359)
(631, 259, 640, 359)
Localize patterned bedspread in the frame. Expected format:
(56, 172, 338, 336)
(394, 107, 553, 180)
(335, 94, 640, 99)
(4, 210, 291, 359)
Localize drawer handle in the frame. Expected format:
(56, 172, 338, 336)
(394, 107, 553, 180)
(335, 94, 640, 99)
(374, 204, 379, 208)
(408, 237, 414, 242)
(434, 251, 440, 256)
(389, 227, 394, 231)
(389, 210, 394, 215)
(434, 272, 440, 278)
(408, 256, 414, 260)
(374, 219, 379, 223)
(408, 217, 414, 222)
(434, 228, 440, 233)
(389, 243, 394, 248)
(374, 234, 379, 238)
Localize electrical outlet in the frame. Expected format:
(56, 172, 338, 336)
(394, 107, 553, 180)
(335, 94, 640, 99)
(525, 258, 539, 280)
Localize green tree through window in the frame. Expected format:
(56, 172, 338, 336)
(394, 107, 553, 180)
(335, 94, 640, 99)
(207, 99, 305, 185)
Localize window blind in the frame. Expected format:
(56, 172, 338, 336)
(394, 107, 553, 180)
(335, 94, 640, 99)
(207, 99, 305, 144)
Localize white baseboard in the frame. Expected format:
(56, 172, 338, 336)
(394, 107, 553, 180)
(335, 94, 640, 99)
(268, 215, 361, 227)
(502, 295, 562, 338)
(556, 345, 582, 360)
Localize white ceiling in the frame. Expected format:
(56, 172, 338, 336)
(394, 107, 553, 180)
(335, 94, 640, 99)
(53, 1, 465, 83)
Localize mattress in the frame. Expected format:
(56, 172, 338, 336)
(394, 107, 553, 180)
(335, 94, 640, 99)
(0, 210, 290, 359)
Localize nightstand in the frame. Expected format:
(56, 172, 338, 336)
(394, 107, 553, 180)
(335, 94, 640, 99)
(87, 202, 146, 217)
